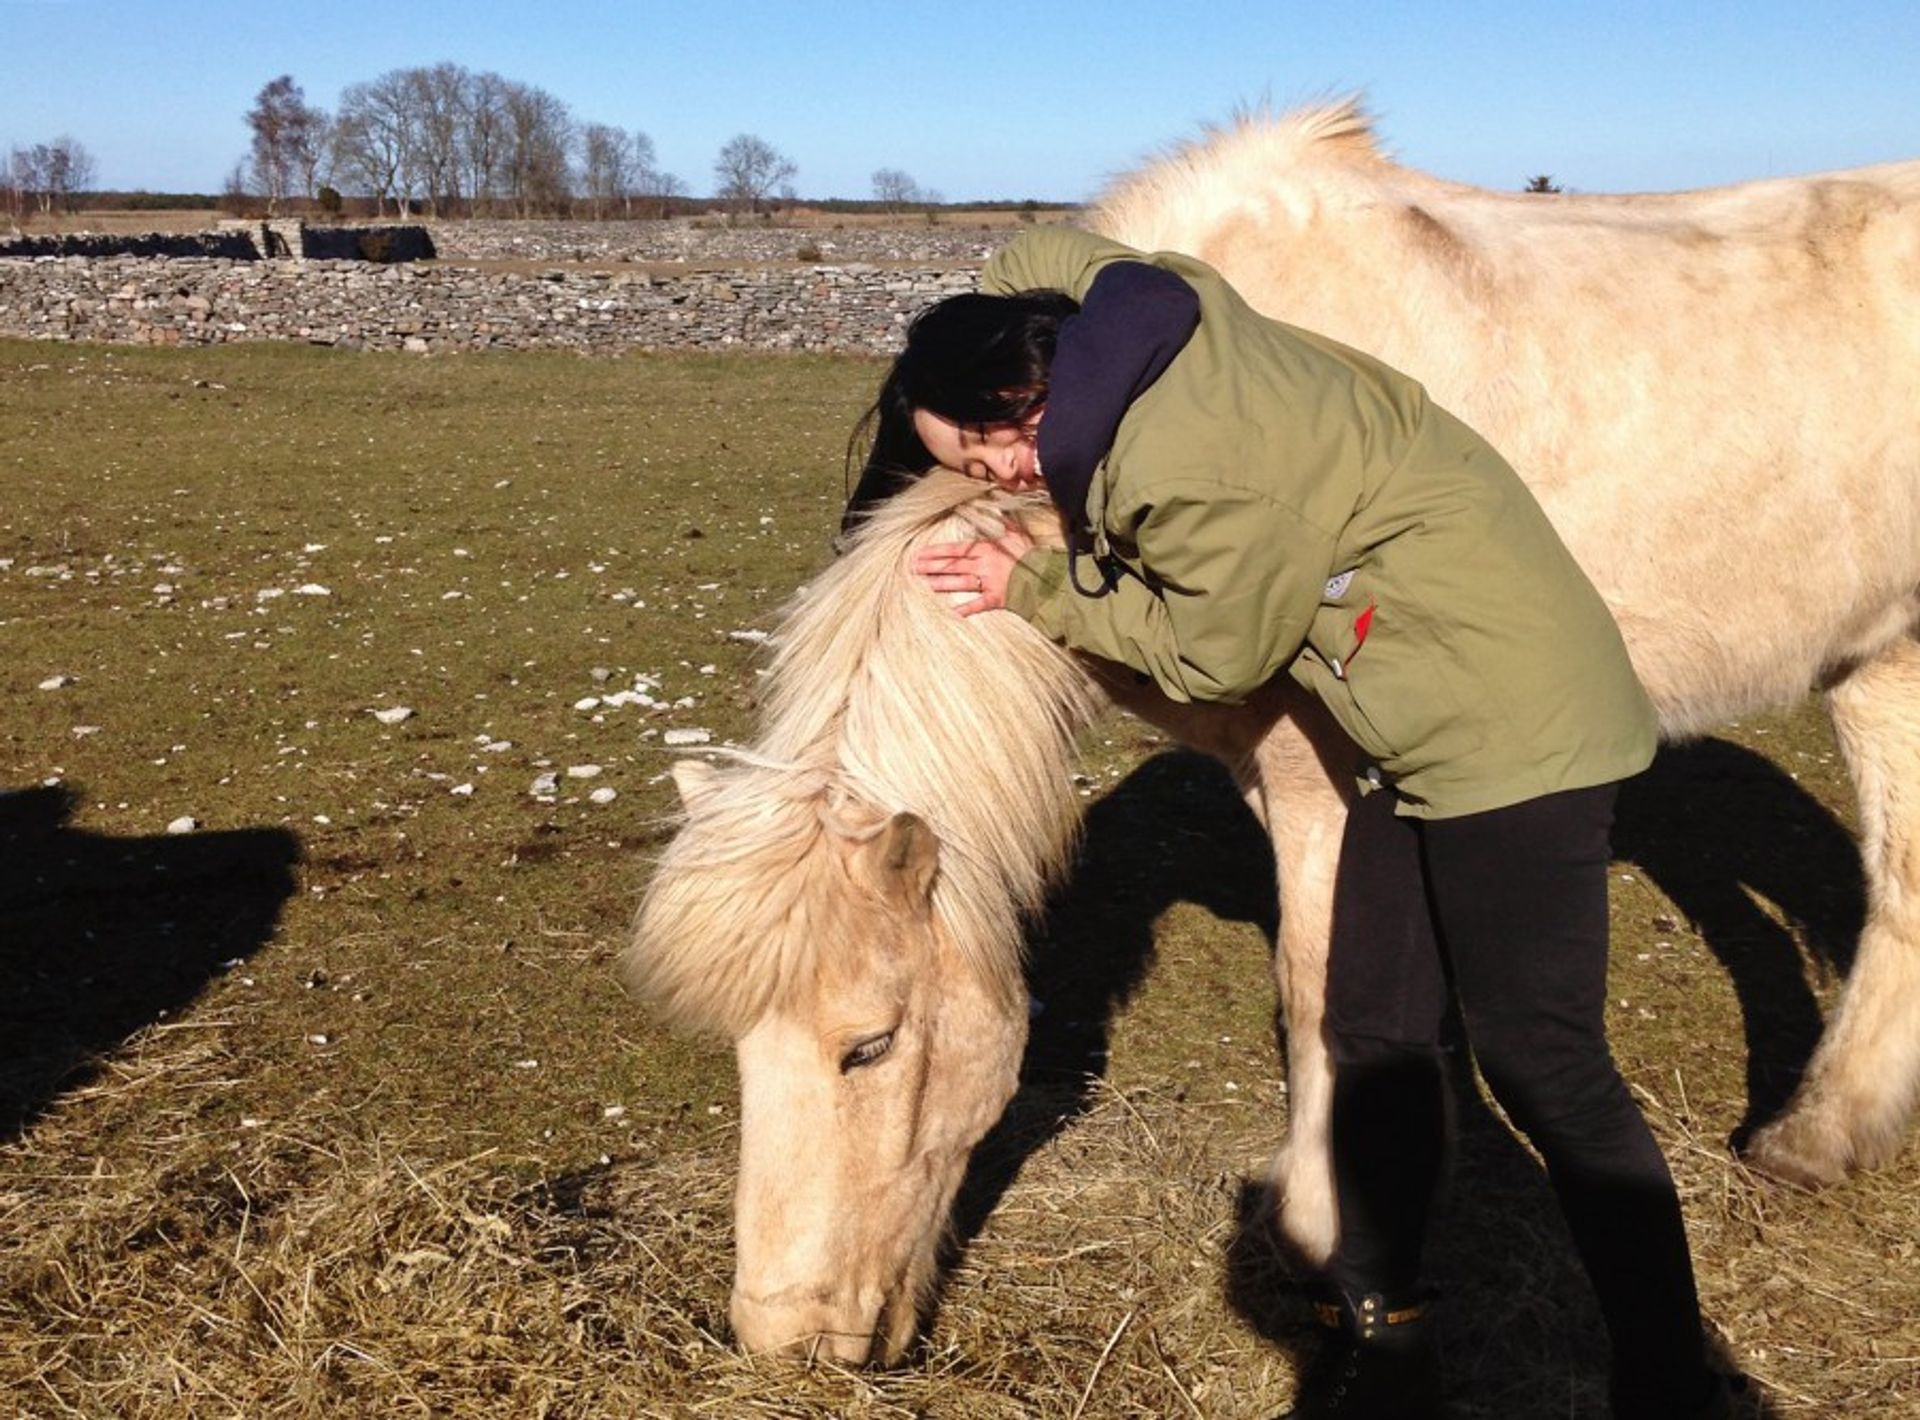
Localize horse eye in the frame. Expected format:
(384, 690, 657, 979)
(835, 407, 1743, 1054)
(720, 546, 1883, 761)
(839, 1032, 895, 1074)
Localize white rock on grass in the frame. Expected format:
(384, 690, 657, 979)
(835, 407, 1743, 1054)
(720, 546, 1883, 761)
(530, 771, 560, 796)
(567, 764, 603, 779)
(589, 786, 618, 805)
(371, 706, 414, 725)
(573, 696, 601, 711)
(293, 584, 332, 596)
(166, 815, 199, 835)
(610, 688, 664, 709)
(450, 783, 476, 797)
(37, 674, 74, 691)
(663, 728, 712, 747)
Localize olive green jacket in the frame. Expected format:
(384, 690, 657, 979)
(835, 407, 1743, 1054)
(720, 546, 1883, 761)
(986, 227, 1656, 819)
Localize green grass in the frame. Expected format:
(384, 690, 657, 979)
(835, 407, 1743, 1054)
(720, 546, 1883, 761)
(2, 339, 879, 1161)
(1, 339, 1914, 1418)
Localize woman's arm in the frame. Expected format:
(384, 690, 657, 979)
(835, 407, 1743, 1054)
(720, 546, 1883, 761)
(1006, 483, 1339, 705)
(981, 225, 1145, 301)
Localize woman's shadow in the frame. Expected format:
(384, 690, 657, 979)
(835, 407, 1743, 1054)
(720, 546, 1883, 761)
(945, 738, 1829, 1414)
(0, 783, 300, 1139)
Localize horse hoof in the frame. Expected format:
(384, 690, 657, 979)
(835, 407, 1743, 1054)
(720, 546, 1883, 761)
(1741, 1114, 1852, 1189)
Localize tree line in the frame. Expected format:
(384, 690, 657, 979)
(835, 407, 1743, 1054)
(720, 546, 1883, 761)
(240, 67, 688, 219)
(237, 67, 939, 221)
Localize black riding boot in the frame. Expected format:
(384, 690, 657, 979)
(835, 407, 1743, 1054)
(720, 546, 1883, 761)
(1278, 1288, 1442, 1419)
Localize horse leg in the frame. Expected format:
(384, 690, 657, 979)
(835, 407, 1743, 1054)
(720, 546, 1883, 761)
(1746, 635, 1920, 1186)
(1243, 689, 1355, 1267)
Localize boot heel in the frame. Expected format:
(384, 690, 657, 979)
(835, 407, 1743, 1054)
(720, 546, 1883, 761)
(1278, 1289, 1442, 1419)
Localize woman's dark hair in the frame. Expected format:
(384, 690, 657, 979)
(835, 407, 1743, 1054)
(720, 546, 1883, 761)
(842, 289, 1079, 534)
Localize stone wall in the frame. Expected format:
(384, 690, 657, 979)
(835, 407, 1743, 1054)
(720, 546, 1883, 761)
(0, 231, 261, 260)
(428, 218, 1016, 265)
(0, 223, 434, 262)
(0, 254, 984, 354)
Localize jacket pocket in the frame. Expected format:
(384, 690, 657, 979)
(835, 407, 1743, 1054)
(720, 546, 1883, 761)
(1296, 596, 1483, 775)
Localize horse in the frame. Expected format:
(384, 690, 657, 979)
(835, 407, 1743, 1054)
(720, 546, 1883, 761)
(623, 100, 1920, 1362)
(626, 476, 1102, 1360)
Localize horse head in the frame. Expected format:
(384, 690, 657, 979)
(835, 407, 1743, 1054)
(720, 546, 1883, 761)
(622, 474, 1099, 1362)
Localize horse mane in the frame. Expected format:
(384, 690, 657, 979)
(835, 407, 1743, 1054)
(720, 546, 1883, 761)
(1092, 96, 1405, 247)
(624, 472, 1101, 1038)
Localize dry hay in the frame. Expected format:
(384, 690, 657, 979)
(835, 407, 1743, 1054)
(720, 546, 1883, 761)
(3, 1018, 1914, 1419)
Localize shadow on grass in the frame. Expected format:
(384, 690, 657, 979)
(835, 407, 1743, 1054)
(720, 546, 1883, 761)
(1614, 738, 1864, 1145)
(943, 749, 1276, 1272)
(939, 738, 1829, 1412)
(0, 782, 300, 1139)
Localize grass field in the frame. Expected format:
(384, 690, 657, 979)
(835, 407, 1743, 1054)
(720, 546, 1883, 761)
(1, 339, 1914, 1417)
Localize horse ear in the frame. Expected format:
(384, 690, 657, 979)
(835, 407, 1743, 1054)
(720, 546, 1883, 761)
(671, 759, 722, 814)
(871, 812, 939, 907)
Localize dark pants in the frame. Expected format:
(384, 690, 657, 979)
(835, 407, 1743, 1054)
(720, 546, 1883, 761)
(1323, 783, 1711, 1411)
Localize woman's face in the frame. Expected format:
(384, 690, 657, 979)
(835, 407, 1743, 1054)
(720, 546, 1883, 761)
(911, 408, 1044, 493)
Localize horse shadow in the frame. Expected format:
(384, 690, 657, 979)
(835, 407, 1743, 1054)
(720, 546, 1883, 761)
(946, 748, 1278, 1253)
(944, 737, 1829, 1414)
(1614, 736, 1863, 1142)
(0, 783, 301, 1139)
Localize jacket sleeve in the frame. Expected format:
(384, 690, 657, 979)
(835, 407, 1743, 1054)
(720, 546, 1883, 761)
(981, 226, 1146, 300)
(1004, 482, 1340, 705)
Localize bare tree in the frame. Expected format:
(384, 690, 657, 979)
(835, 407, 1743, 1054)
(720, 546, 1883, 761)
(9, 137, 96, 214)
(295, 114, 333, 203)
(871, 167, 920, 212)
(221, 160, 253, 217)
(635, 164, 686, 219)
(713, 133, 795, 218)
(579, 123, 637, 219)
(3, 148, 33, 227)
(463, 70, 511, 215)
(57, 138, 97, 211)
(624, 129, 660, 217)
(246, 76, 326, 213)
(1524, 174, 1563, 194)
(501, 81, 574, 216)
(333, 72, 419, 216)
(407, 63, 469, 217)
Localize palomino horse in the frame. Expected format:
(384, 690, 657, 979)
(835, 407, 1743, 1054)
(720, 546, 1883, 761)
(624, 101, 1920, 1362)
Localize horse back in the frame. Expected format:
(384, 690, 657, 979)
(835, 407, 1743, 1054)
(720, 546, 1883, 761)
(1093, 107, 1920, 726)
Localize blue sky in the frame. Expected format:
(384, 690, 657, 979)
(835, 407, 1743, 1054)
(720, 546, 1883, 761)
(2, 0, 1915, 200)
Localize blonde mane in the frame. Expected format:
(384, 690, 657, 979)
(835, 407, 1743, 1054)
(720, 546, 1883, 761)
(1092, 97, 1398, 249)
(625, 473, 1101, 1037)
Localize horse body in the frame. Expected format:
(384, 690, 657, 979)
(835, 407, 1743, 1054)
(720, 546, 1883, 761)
(1098, 106, 1920, 733)
(1093, 103, 1920, 1220)
(625, 104, 1920, 1357)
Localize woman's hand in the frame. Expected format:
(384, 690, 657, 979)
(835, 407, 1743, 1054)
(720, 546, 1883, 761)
(912, 521, 1036, 617)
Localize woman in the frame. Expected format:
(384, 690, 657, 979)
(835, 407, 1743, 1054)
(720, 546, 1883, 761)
(843, 226, 1734, 1419)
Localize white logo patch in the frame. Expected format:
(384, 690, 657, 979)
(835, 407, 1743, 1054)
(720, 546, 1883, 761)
(1323, 569, 1356, 601)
